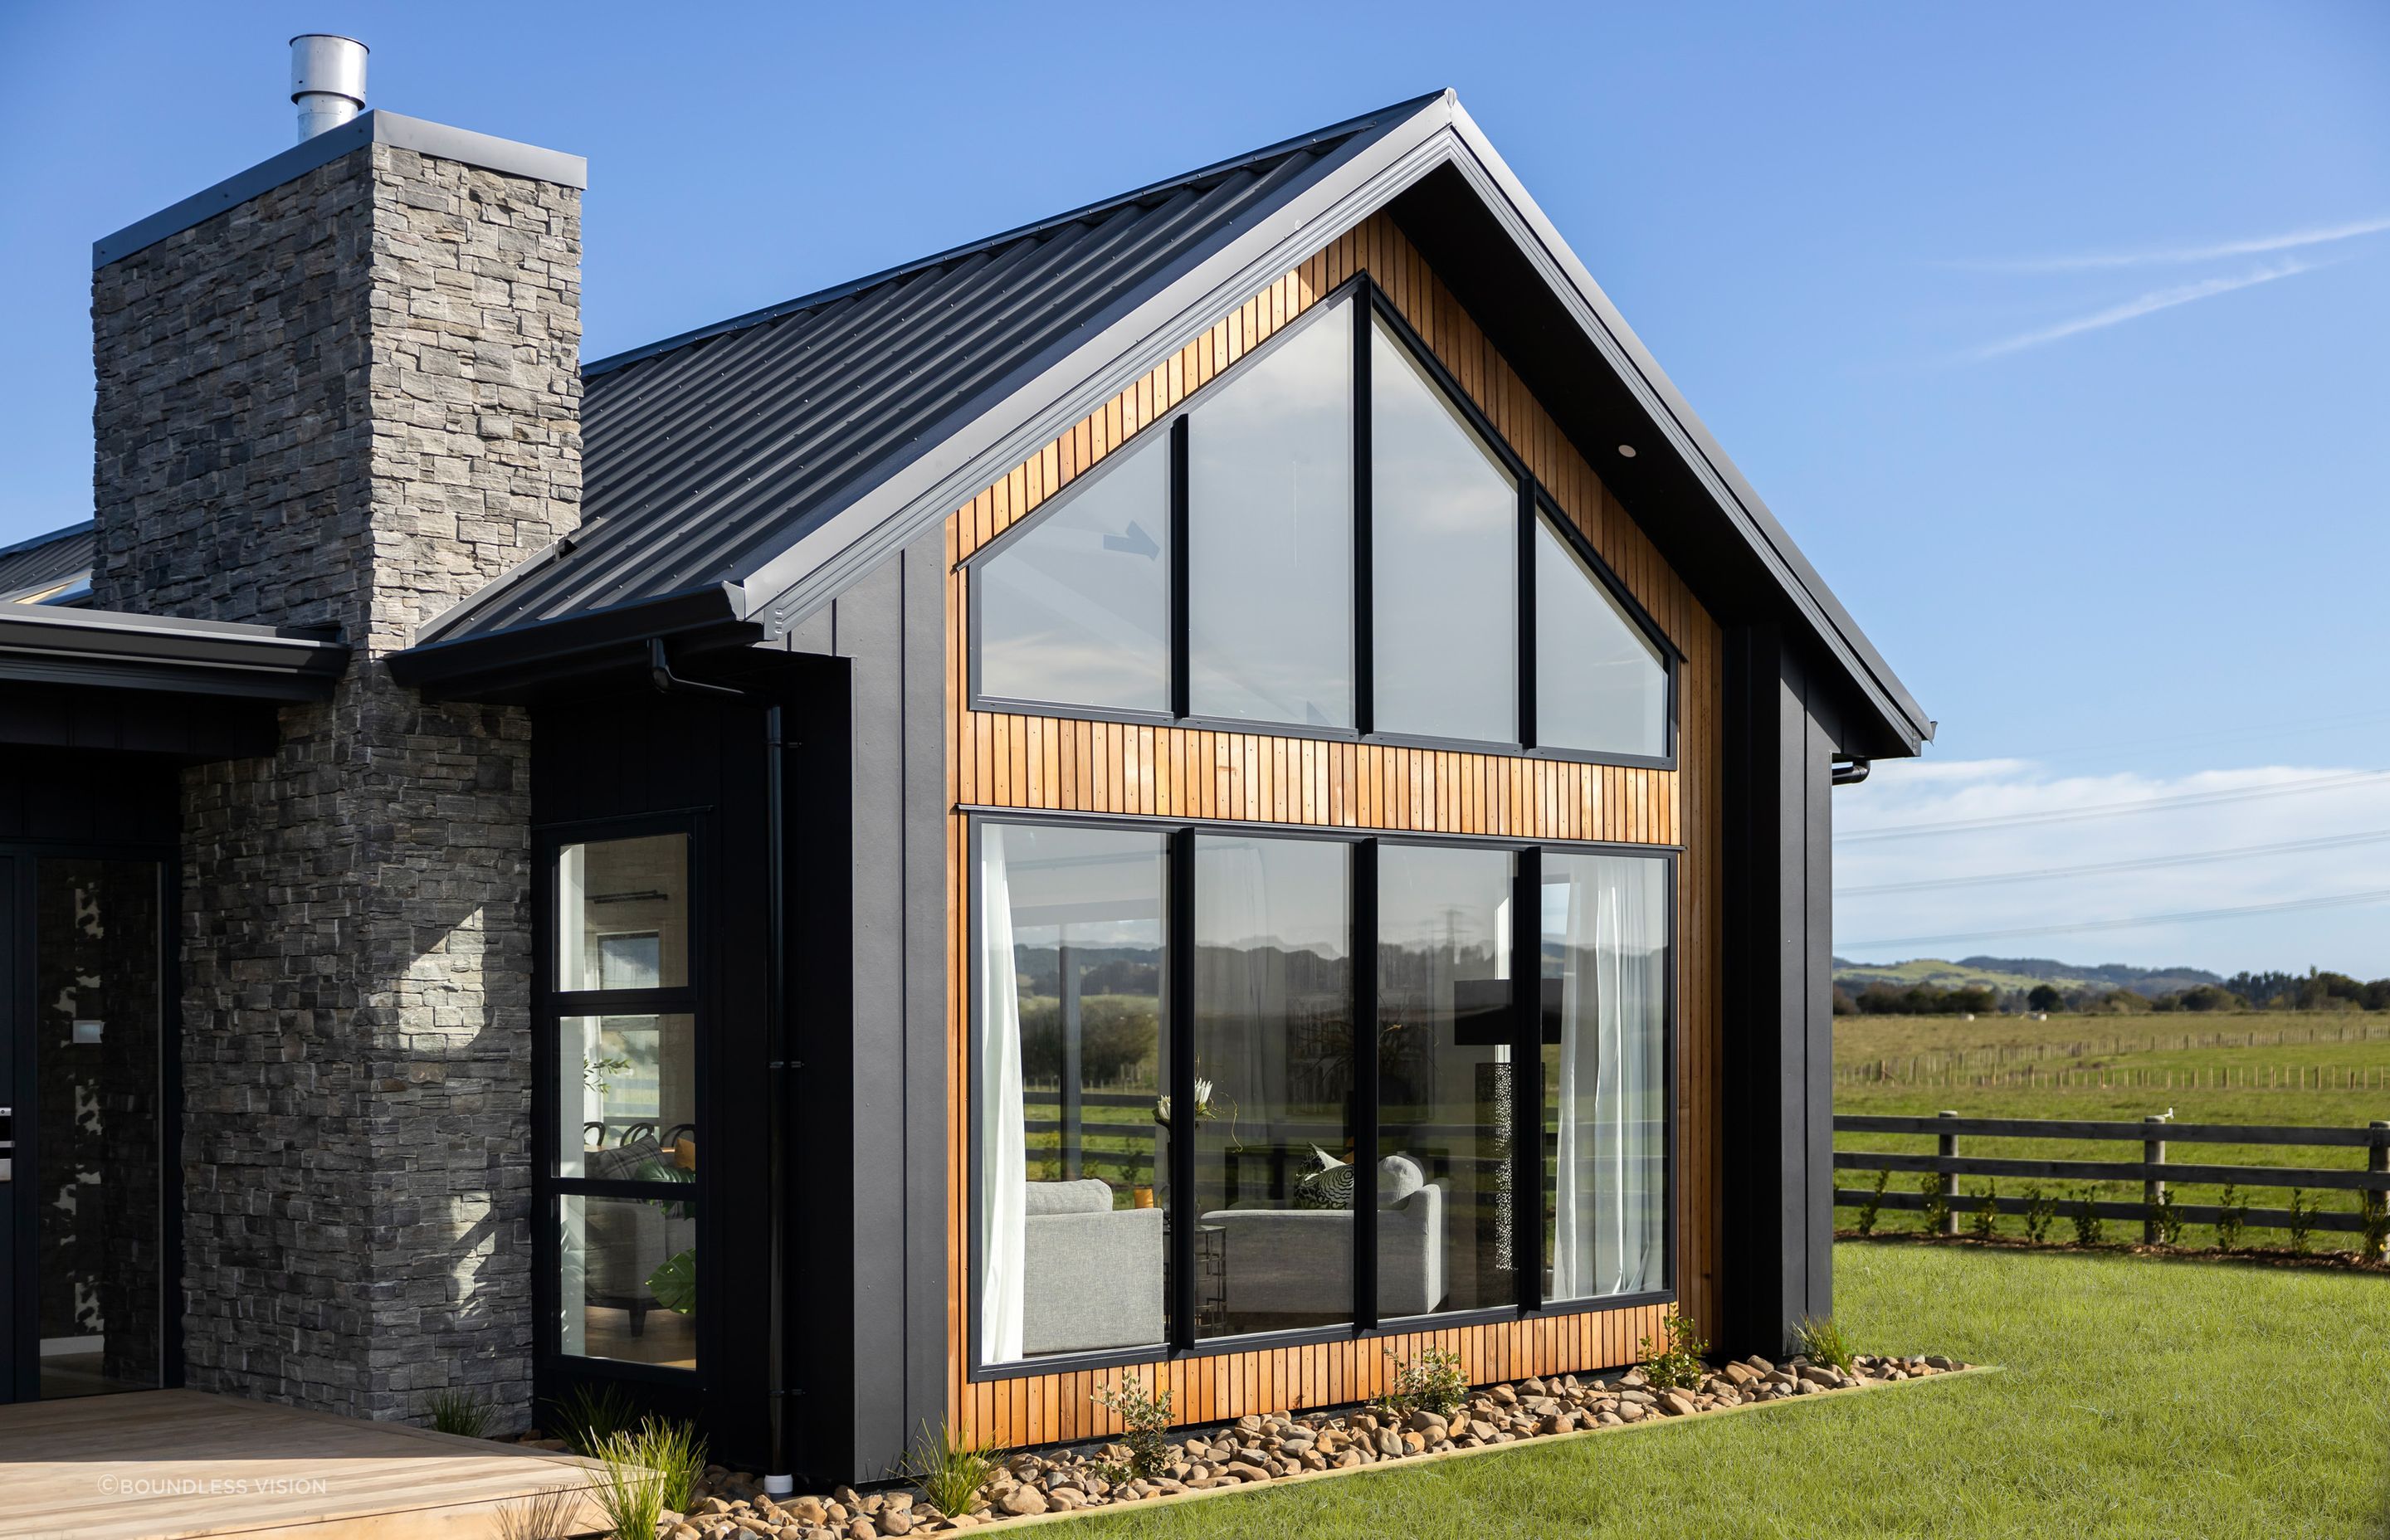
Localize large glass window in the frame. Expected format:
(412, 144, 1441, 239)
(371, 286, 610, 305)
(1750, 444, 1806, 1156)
(1370, 319, 1518, 744)
(976, 822, 1169, 1365)
(1534, 515, 1669, 759)
(552, 831, 700, 1370)
(968, 280, 1673, 763)
(1541, 854, 1668, 1301)
(1191, 833, 1354, 1338)
(1188, 294, 1354, 729)
(1376, 845, 1516, 1318)
(972, 820, 1671, 1367)
(977, 431, 1173, 714)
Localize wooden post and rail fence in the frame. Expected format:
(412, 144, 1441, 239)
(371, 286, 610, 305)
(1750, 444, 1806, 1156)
(1834, 1111, 2390, 1241)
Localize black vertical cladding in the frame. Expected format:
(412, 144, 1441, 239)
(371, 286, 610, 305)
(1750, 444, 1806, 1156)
(776, 528, 950, 1483)
(1718, 624, 1841, 1359)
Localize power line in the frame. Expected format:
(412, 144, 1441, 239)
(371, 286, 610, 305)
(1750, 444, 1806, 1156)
(2017, 707, 2390, 769)
(1835, 829, 2390, 896)
(1838, 887, 2390, 953)
(1835, 768, 2390, 843)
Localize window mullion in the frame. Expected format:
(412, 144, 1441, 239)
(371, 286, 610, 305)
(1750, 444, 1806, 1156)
(1517, 477, 1538, 752)
(1170, 416, 1191, 720)
(1166, 826, 1197, 1352)
(1513, 846, 1544, 1312)
(1352, 837, 1380, 1331)
(1352, 279, 1374, 740)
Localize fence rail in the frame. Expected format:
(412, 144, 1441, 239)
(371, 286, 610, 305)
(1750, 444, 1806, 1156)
(1832, 1111, 2390, 1244)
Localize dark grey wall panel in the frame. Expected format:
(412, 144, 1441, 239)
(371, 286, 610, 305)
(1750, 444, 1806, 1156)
(1719, 625, 1842, 1359)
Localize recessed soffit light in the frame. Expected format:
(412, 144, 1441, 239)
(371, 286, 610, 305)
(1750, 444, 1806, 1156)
(1616, 444, 1637, 459)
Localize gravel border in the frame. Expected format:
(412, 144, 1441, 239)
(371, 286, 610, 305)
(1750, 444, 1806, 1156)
(665, 1353, 1980, 1539)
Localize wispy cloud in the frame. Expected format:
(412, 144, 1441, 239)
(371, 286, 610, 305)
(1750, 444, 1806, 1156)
(1967, 256, 2332, 360)
(1959, 214, 2390, 273)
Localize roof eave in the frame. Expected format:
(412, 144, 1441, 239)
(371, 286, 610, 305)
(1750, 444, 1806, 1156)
(0, 607, 350, 702)
(388, 581, 756, 698)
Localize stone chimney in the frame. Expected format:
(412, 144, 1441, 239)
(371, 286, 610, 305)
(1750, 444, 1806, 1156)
(89, 107, 584, 1422)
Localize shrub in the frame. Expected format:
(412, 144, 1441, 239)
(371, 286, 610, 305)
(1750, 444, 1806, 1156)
(619, 1416, 707, 1513)
(548, 1382, 640, 1458)
(1378, 1345, 1468, 1419)
(2215, 1184, 2246, 1251)
(1091, 1374, 1173, 1477)
(2071, 1186, 2105, 1246)
(905, 1421, 1000, 1519)
(2149, 1188, 2184, 1247)
(1017, 995, 1160, 1084)
(427, 1386, 491, 1439)
(589, 1432, 666, 1540)
(1792, 1315, 1855, 1378)
(2022, 1182, 2056, 1244)
(1968, 1180, 1999, 1241)
(491, 1486, 581, 1540)
(1855, 1169, 1890, 1237)
(2287, 1188, 2314, 1255)
(2363, 1188, 2388, 1262)
(1919, 1170, 1950, 1235)
(1638, 1305, 1710, 1391)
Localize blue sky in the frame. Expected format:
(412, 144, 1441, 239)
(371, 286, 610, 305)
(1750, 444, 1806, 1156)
(2, 3, 2386, 974)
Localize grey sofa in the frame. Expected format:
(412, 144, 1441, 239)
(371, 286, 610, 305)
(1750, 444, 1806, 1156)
(580, 1138, 695, 1335)
(1200, 1180, 1447, 1320)
(1022, 1179, 1164, 1355)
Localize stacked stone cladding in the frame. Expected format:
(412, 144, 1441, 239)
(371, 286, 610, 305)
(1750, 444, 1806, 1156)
(90, 140, 580, 1421)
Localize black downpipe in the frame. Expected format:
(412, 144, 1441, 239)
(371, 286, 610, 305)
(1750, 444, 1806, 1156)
(1831, 757, 1872, 787)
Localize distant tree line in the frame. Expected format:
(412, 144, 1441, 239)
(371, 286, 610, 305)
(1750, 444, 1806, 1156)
(1832, 967, 2390, 1016)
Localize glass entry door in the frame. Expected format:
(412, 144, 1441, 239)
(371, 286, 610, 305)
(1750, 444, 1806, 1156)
(2, 855, 168, 1402)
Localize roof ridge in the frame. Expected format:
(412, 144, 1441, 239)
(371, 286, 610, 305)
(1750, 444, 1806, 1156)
(578, 90, 1451, 381)
(0, 518, 95, 560)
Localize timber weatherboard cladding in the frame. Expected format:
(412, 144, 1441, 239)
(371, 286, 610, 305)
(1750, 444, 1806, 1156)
(942, 212, 1724, 1449)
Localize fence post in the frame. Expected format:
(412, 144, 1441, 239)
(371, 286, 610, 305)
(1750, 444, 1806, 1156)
(2370, 1123, 2388, 1261)
(2142, 1115, 2167, 1244)
(1938, 1110, 1959, 1236)
(1059, 943, 1083, 1180)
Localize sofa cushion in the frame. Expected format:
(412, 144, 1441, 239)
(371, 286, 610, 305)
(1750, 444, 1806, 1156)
(588, 1137, 666, 1183)
(1023, 1177, 1115, 1216)
(1378, 1153, 1427, 1203)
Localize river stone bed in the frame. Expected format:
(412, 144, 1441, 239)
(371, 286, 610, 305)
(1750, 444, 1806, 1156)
(661, 1352, 1969, 1538)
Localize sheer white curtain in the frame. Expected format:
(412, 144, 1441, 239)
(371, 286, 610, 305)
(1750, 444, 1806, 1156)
(1550, 855, 1661, 1299)
(1198, 841, 1284, 1143)
(1593, 856, 1661, 1294)
(978, 826, 1027, 1362)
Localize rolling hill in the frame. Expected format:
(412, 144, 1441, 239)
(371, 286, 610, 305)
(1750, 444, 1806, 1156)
(1831, 954, 2224, 997)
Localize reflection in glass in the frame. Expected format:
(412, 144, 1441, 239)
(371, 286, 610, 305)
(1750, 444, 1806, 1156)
(559, 834, 690, 992)
(1535, 517, 1669, 758)
(977, 822, 1169, 1363)
(1191, 835, 1353, 1338)
(1189, 295, 1354, 729)
(1543, 853, 1667, 1301)
(978, 431, 1173, 713)
(559, 1014, 696, 1177)
(560, 1193, 697, 1367)
(35, 859, 163, 1398)
(1376, 845, 1514, 1318)
(1371, 319, 1517, 744)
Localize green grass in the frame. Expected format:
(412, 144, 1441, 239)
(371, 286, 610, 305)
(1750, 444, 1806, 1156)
(1064, 1244, 2390, 1539)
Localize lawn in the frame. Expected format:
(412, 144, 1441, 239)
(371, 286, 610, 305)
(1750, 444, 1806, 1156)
(1066, 1243, 2390, 1539)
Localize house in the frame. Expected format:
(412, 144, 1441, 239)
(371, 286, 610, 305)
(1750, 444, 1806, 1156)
(0, 41, 1929, 1488)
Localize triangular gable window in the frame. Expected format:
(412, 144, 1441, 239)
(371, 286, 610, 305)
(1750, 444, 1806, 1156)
(968, 276, 1673, 767)
(1534, 513, 1668, 758)
(975, 429, 1171, 715)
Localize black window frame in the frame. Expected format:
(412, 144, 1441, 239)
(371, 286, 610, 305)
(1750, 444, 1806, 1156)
(534, 811, 712, 1391)
(960, 275, 1680, 772)
(963, 809, 1676, 1383)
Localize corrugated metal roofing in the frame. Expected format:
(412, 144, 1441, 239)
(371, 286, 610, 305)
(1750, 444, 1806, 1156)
(0, 520, 95, 605)
(419, 95, 1433, 645)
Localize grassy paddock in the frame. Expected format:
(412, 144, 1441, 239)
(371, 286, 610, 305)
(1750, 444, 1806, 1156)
(1066, 1244, 2390, 1539)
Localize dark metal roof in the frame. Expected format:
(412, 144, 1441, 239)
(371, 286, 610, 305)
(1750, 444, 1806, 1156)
(407, 94, 1440, 659)
(0, 519, 95, 605)
(0, 603, 349, 700)
(394, 90, 1931, 755)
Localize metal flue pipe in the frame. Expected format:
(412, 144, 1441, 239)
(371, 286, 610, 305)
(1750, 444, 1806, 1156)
(290, 34, 368, 142)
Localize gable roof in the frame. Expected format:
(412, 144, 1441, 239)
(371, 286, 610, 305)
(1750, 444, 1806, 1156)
(0, 519, 95, 606)
(392, 90, 1930, 756)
